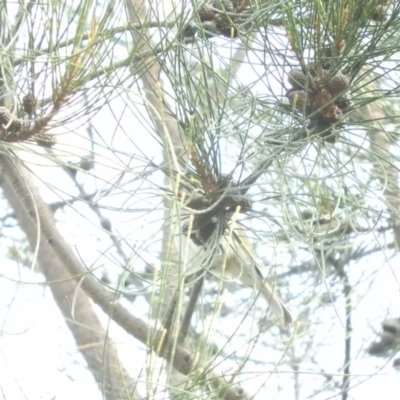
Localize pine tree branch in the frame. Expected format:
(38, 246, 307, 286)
(0, 153, 252, 400)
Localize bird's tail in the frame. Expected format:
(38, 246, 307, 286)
(258, 279, 293, 327)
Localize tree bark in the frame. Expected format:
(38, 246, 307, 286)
(0, 155, 141, 400)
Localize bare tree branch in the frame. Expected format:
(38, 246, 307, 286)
(0, 153, 252, 400)
(0, 156, 141, 400)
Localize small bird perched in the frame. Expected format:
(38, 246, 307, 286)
(212, 225, 293, 326)
(177, 189, 293, 327)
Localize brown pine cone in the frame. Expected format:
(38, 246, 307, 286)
(312, 89, 332, 112)
(327, 73, 350, 97)
(0, 106, 31, 140)
(35, 133, 56, 148)
(321, 104, 343, 122)
(288, 69, 309, 90)
(0, 107, 11, 126)
(198, 4, 215, 21)
(287, 90, 310, 111)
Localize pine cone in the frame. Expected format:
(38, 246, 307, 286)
(0, 107, 11, 126)
(35, 133, 56, 148)
(312, 89, 332, 112)
(287, 90, 309, 111)
(288, 69, 309, 90)
(327, 73, 350, 97)
(0, 107, 31, 140)
(321, 104, 343, 122)
(198, 4, 215, 21)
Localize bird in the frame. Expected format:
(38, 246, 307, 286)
(178, 217, 293, 327)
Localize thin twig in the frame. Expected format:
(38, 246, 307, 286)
(330, 256, 352, 400)
(179, 274, 205, 342)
